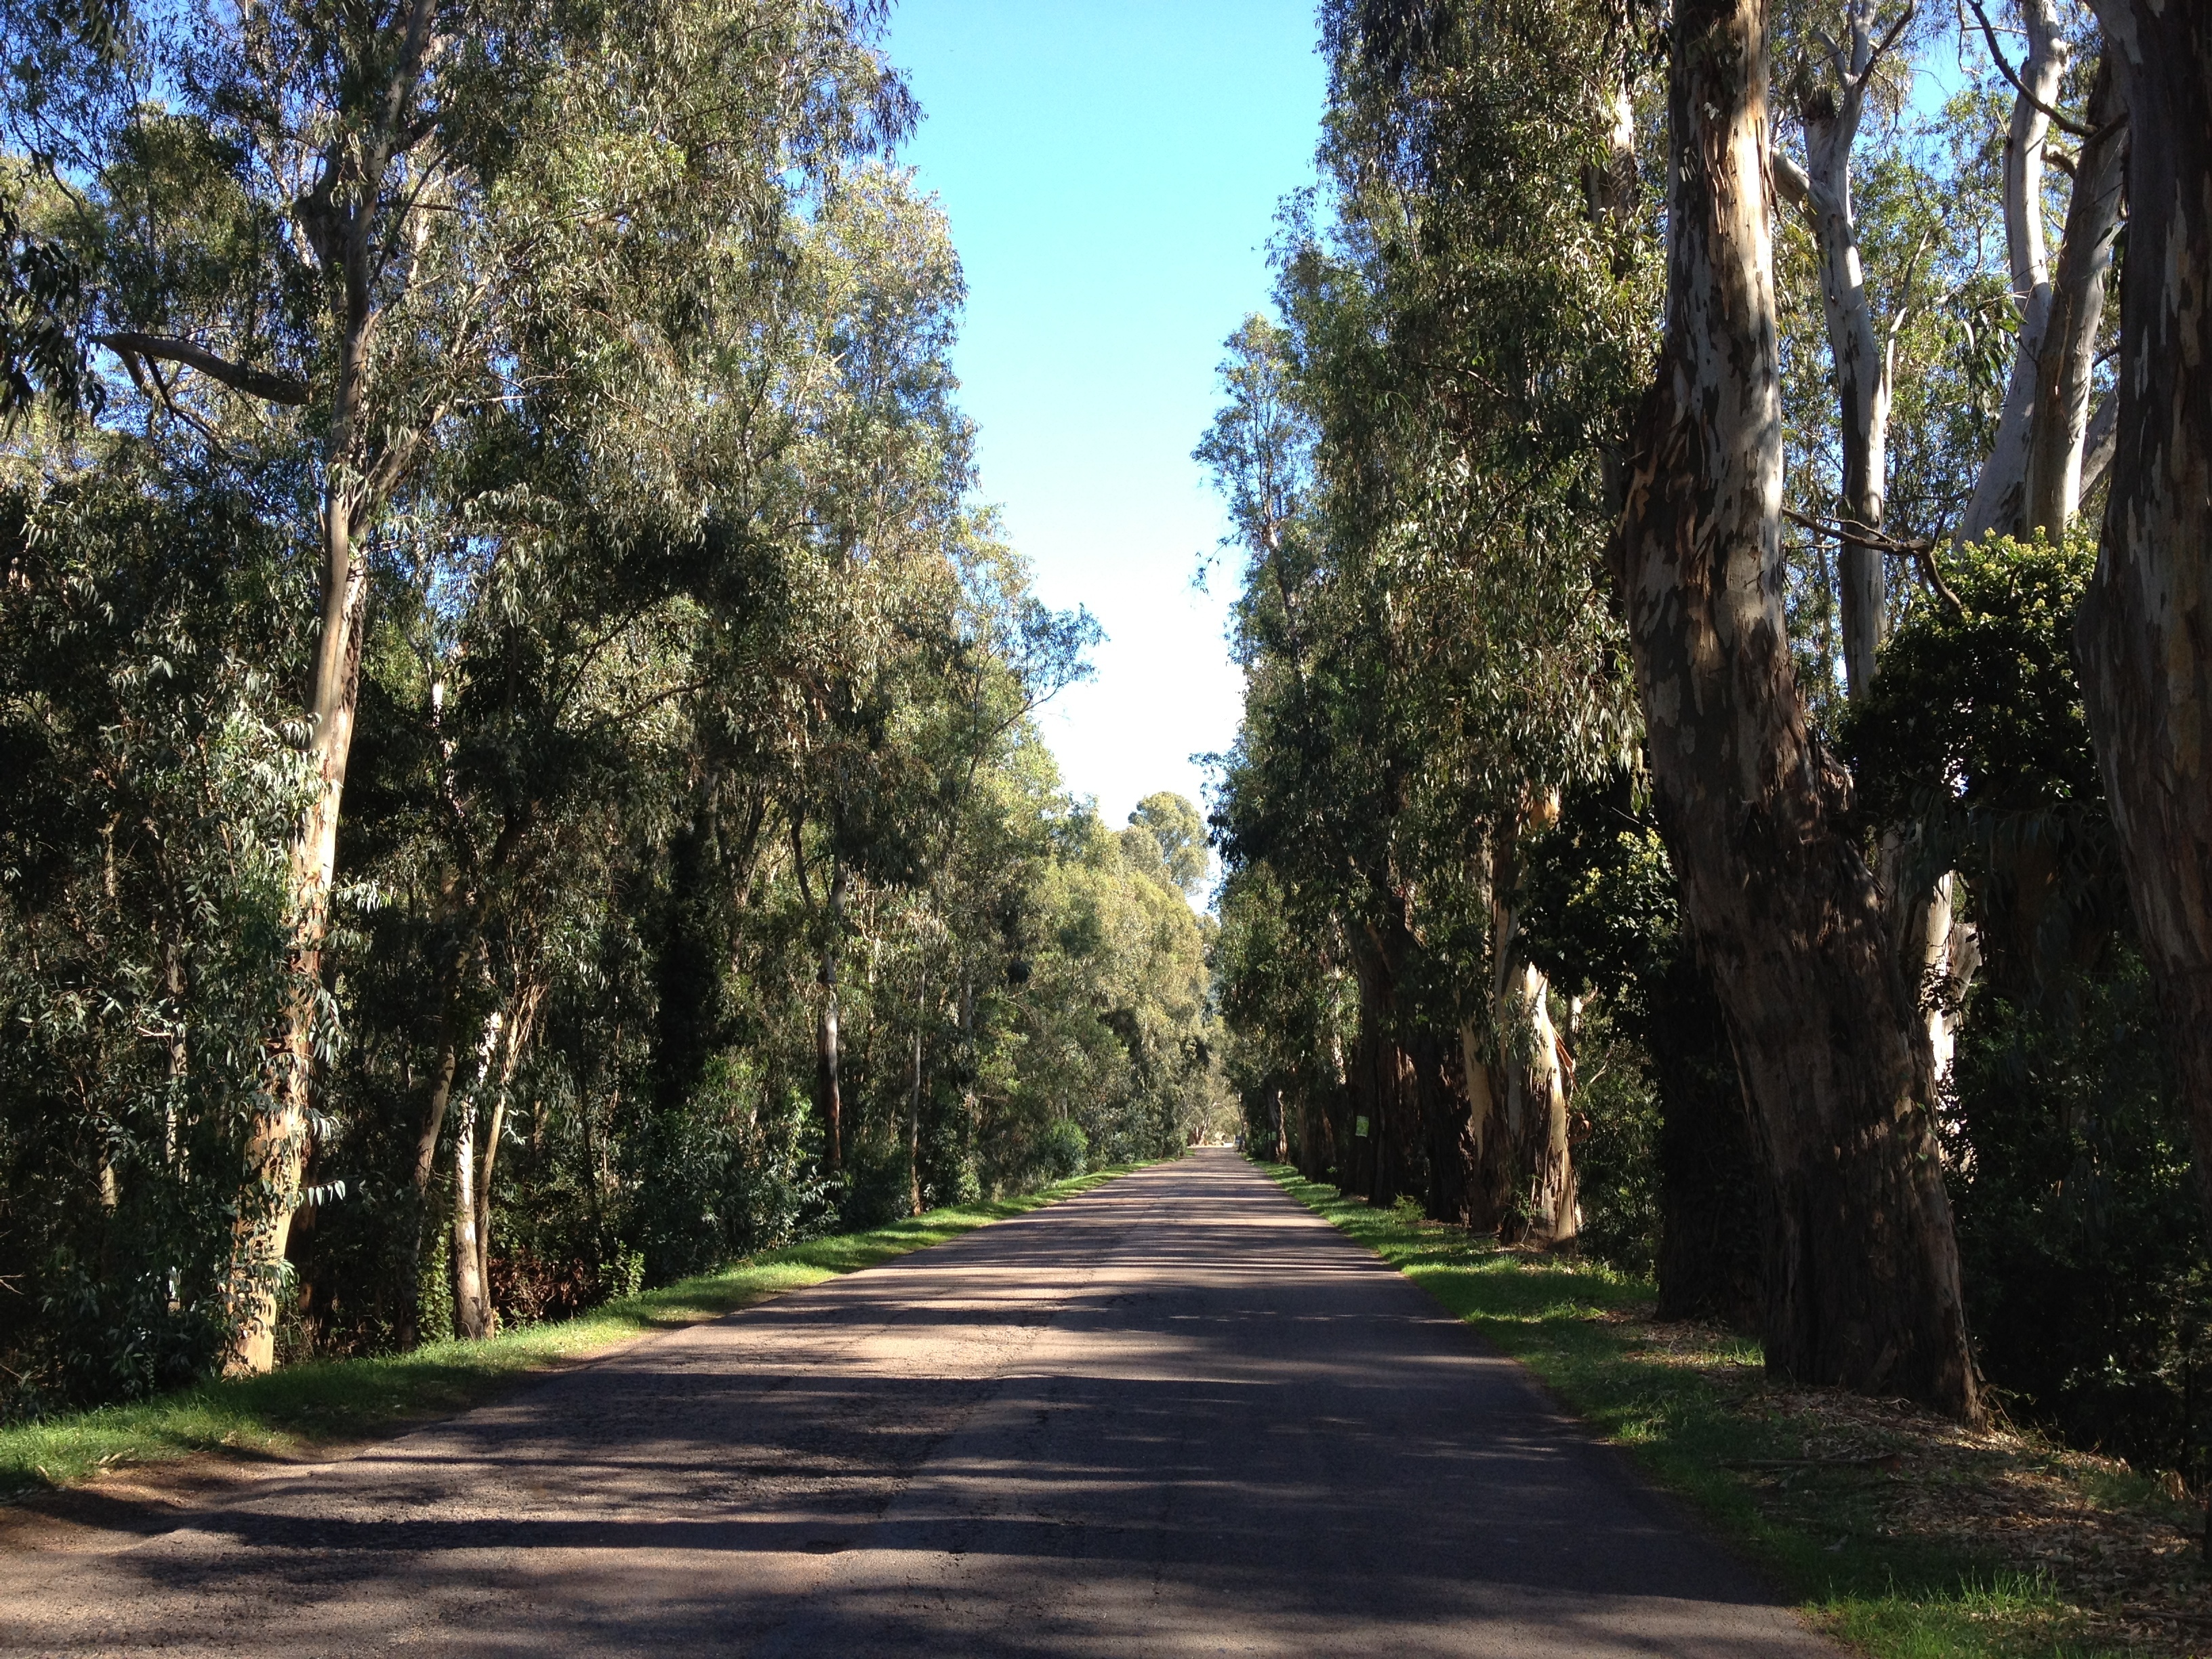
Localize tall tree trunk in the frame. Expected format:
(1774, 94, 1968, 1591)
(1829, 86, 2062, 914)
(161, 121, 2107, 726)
(1773, 0, 1912, 701)
(816, 859, 847, 1174)
(228, 543, 367, 1374)
(1504, 962, 1578, 1244)
(1961, 0, 2070, 543)
(2026, 55, 2127, 541)
(224, 0, 441, 1372)
(1609, 0, 1980, 1420)
(1482, 809, 1576, 1244)
(2073, 0, 2212, 1240)
(449, 1010, 503, 1342)
(472, 981, 539, 1317)
(1458, 1014, 1507, 1229)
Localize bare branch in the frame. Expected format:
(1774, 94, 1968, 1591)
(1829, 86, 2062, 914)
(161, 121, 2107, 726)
(1786, 508, 1965, 614)
(1771, 144, 1814, 215)
(1961, 0, 2105, 140)
(95, 332, 309, 405)
(1859, 2, 1918, 87)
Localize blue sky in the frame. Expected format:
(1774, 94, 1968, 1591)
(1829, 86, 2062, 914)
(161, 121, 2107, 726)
(882, 1, 1328, 831)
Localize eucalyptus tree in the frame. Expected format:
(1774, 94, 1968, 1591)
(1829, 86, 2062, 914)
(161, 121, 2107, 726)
(1954, 0, 2126, 545)
(0, 0, 920, 1369)
(2072, 1, 2212, 1244)
(1768, 0, 1922, 700)
(1208, 0, 1651, 1235)
(1608, 0, 1979, 1420)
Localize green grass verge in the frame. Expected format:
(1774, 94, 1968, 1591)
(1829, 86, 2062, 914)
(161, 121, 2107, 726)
(1261, 1163, 2149, 1659)
(0, 1163, 1151, 1502)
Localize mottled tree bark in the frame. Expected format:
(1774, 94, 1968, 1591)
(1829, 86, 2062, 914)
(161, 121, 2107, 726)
(2074, 0, 2212, 1235)
(1479, 812, 1576, 1244)
(1609, 0, 1980, 1418)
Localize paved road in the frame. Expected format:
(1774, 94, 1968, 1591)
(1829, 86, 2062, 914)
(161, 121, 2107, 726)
(3, 1151, 1834, 1656)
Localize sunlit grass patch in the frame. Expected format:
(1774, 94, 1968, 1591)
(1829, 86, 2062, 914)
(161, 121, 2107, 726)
(1260, 1162, 2172, 1659)
(0, 1162, 1149, 1500)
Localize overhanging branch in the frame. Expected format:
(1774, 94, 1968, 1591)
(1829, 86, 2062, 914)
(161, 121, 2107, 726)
(95, 331, 309, 405)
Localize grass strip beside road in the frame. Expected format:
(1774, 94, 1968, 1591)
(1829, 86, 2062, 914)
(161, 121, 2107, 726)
(1262, 1162, 2192, 1659)
(1, 1164, 1147, 1502)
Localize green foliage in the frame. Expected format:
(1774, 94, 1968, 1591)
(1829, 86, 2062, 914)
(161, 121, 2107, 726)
(0, 0, 1221, 1418)
(1839, 531, 2103, 832)
(1946, 951, 2209, 1481)
(1036, 1118, 1088, 1184)
(1841, 525, 2211, 1485)
(1565, 1003, 1664, 1273)
(0, 463, 320, 1414)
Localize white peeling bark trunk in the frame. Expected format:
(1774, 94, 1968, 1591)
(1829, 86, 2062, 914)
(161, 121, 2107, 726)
(1503, 961, 1576, 1244)
(1959, 0, 2069, 543)
(1775, 0, 1911, 700)
(2025, 56, 2127, 540)
(224, 0, 442, 1375)
(450, 1010, 504, 1342)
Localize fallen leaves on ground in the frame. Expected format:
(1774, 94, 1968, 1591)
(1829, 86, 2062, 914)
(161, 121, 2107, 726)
(1612, 1309, 2209, 1656)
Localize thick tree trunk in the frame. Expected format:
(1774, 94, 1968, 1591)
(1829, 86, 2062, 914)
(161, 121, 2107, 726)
(1481, 813, 1576, 1244)
(1502, 962, 1577, 1244)
(1961, 0, 2070, 543)
(2026, 56, 2127, 541)
(2074, 0, 2212, 1238)
(1609, 0, 1980, 1419)
(1416, 1027, 1482, 1227)
(1458, 1015, 1508, 1227)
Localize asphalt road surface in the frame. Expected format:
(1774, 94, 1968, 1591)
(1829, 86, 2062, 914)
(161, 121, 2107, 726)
(3, 1150, 1836, 1657)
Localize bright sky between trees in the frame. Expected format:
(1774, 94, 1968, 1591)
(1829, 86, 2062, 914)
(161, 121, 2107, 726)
(884, 1, 1328, 836)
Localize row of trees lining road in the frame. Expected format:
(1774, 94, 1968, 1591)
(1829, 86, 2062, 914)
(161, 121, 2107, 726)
(0, 0, 1229, 1412)
(1212, 0, 2212, 1481)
